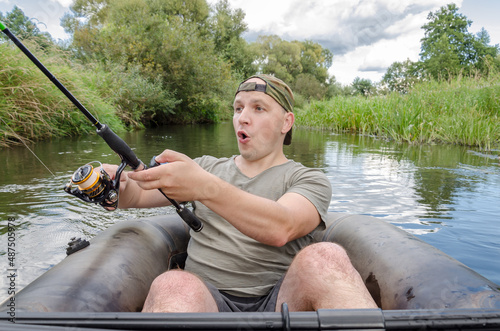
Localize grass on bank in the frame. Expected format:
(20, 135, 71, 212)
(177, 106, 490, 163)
(296, 75, 500, 150)
(0, 40, 125, 147)
(0, 39, 178, 148)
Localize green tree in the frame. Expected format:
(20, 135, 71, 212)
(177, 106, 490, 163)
(419, 3, 499, 79)
(252, 35, 302, 83)
(299, 40, 332, 85)
(352, 77, 373, 96)
(382, 59, 423, 93)
(325, 76, 354, 97)
(209, 0, 256, 78)
(294, 73, 327, 100)
(252, 35, 333, 100)
(62, 0, 236, 124)
(0, 6, 52, 47)
(472, 27, 500, 74)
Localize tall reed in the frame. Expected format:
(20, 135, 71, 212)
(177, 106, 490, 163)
(0, 40, 123, 147)
(296, 75, 500, 150)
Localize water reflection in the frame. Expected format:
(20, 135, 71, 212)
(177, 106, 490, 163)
(321, 134, 432, 229)
(0, 122, 498, 295)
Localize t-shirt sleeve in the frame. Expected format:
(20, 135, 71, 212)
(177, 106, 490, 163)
(194, 155, 218, 169)
(286, 167, 332, 228)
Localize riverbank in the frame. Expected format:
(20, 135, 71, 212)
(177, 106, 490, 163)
(0, 40, 184, 148)
(1, 38, 499, 149)
(0, 40, 125, 148)
(296, 75, 500, 150)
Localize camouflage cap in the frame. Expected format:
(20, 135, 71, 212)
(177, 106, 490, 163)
(236, 74, 294, 145)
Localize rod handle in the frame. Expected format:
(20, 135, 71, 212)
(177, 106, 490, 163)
(176, 204, 203, 232)
(96, 124, 143, 170)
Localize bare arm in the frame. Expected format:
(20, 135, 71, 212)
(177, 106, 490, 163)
(127, 150, 322, 246)
(200, 180, 321, 247)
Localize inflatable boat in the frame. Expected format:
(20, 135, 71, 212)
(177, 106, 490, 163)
(2, 23, 497, 329)
(1, 212, 499, 330)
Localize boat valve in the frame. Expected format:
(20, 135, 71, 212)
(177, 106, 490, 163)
(66, 237, 90, 255)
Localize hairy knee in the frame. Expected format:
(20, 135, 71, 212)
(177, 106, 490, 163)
(293, 242, 354, 274)
(297, 242, 349, 262)
(282, 243, 376, 310)
(144, 270, 217, 312)
(149, 270, 205, 294)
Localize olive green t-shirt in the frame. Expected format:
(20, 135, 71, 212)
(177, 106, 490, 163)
(184, 155, 332, 297)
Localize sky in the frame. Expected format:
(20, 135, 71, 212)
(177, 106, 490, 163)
(1, 0, 499, 85)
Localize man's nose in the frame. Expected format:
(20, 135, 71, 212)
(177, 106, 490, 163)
(238, 107, 251, 124)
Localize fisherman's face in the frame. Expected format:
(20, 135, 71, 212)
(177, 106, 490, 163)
(233, 78, 293, 161)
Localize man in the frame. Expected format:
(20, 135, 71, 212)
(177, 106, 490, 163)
(107, 75, 377, 312)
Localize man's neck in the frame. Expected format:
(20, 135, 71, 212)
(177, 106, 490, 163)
(234, 154, 288, 178)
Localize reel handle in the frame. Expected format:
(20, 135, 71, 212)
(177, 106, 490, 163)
(148, 156, 203, 232)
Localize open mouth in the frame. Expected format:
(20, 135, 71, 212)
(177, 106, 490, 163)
(238, 130, 250, 142)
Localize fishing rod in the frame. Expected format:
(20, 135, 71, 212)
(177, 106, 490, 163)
(0, 21, 202, 232)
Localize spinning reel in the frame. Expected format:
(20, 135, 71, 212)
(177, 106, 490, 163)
(64, 161, 126, 210)
(64, 157, 203, 232)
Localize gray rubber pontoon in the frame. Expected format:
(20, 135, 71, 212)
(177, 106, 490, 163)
(1, 213, 499, 312)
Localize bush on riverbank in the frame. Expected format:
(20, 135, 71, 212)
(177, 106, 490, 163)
(0, 40, 123, 147)
(296, 74, 500, 150)
(0, 40, 181, 147)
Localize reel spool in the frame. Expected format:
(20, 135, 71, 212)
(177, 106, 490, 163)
(64, 161, 118, 209)
(71, 163, 106, 199)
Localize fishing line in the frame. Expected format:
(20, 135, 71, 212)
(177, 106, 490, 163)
(1, 21, 203, 231)
(0, 117, 56, 177)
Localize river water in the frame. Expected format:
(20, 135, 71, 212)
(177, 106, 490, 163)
(0, 122, 499, 299)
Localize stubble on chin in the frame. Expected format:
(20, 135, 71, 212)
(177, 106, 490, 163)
(238, 146, 258, 161)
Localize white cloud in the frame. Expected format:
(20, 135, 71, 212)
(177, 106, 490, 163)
(0, 0, 72, 40)
(51, 0, 73, 7)
(220, 0, 468, 84)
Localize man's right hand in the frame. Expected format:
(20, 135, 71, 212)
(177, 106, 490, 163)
(99, 163, 172, 209)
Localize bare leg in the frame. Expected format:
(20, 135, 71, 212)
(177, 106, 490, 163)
(276, 242, 377, 311)
(142, 269, 218, 312)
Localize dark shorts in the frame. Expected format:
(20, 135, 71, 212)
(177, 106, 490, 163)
(205, 276, 284, 312)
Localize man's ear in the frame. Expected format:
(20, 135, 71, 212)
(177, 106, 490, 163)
(282, 112, 294, 134)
